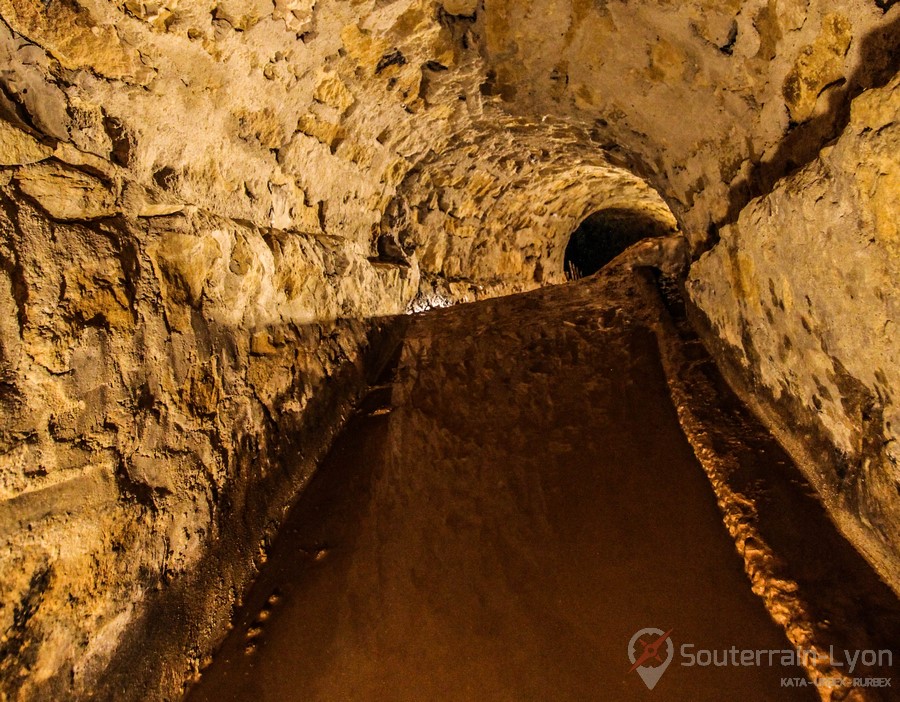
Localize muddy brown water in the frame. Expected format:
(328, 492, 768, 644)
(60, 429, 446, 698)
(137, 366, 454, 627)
(187, 270, 888, 702)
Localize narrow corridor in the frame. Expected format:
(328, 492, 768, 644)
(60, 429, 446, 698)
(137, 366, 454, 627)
(188, 266, 898, 702)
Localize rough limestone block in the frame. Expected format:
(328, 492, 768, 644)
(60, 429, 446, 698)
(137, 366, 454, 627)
(14, 162, 116, 220)
(0, 120, 51, 165)
(782, 13, 853, 123)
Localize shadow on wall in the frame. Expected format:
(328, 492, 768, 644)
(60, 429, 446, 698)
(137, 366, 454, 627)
(563, 208, 676, 279)
(721, 8, 900, 230)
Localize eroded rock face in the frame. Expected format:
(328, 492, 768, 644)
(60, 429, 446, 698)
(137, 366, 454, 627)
(687, 73, 900, 594)
(474, 0, 900, 243)
(0, 195, 394, 698)
(0, 0, 898, 699)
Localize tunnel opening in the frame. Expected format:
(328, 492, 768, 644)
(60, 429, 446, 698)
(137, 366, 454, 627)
(563, 208, 676, 279)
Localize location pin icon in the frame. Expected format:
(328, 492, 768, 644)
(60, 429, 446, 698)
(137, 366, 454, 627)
(628, 628, 675, 691)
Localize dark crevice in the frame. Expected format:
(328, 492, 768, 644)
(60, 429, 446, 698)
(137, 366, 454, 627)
(719, 20, 739, 55)
(375, 50, 407, 74)
(102, 114, 133, 167)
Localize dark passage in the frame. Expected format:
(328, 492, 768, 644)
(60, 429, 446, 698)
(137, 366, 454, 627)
(564, 208, 675, 278)
(188, 267, 836, 702)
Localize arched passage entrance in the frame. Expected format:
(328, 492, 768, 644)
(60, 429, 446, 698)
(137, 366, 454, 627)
(563, 208, 677, 279)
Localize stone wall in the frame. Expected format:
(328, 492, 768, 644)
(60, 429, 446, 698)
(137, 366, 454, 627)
(687, 73, 900, 594)
(1, 0, 899, 699)
(0, 192, 399, 697)
(472, 0, 900, 247)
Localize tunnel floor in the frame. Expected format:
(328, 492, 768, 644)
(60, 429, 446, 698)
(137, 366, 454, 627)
(187, 264, 899, 702)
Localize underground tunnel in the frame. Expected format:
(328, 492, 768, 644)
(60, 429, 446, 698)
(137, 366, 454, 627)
(563, 208, 678, 279)
(1, 1, 900, 701)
